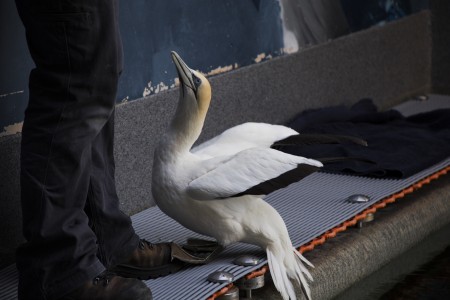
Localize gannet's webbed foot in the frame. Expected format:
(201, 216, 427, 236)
(171, 238, 223, 265)
(184, 238, 221, 252)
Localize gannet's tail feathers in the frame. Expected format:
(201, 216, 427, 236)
(293, 248, 314, 269)
(267, 246, 296, 300)
(293, 248, 313, 300)
(266, 245, 313, 300)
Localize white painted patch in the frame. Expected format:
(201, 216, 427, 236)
(141, 63, 240, 98)
(0, 122, 23, 137)
(143, 81, 171, 97)
(143, 81, 152, 97)
(254, 53, 266, 63)
(279, 0, 299, 54)
(281, 46, 298, 54)
(205, 64, 238, 76)
(0, 90, 24, 99)
(253, 53, 275, 63)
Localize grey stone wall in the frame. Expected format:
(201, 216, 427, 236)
(431, 0, 450, 93)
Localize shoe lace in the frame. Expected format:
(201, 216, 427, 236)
(93, 270, 116, 286)
(139, 239, 155, 250)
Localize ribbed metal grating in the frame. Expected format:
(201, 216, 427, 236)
(0, 264, 18, 300)
(1, 95, 449, 300)
(1, 158, 449, 300)
(135, 158, 450, 300)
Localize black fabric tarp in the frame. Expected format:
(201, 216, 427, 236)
(280, 99, 450, 178)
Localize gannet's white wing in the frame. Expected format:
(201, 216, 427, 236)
(192, 122, 298, 158)
(187, 147, 322, 200)
(192, 122, 367, 159)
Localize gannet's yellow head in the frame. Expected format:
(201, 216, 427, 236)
(171, 51, 211, 115)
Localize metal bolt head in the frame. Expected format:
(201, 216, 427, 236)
(217, 286, 240, 300)
(415, 95, 429, 101)
(363, 212, 375, 222)
(233, 255, 261, 267)
(236, 274, 265, 290)
(357, 213, 375, 228)
(347, 194, 370, 203)
(207, 271, 235, 283)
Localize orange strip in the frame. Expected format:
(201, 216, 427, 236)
(207, 284, 234, 300)
(245, 265, 269, 280)
(208, 165, 449, 299)
(299, 165, 449, 254)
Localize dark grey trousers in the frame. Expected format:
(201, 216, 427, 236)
(15, 1, 139, 299)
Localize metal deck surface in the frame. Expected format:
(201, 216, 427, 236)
(1, 95, 449, 299)
(1, 157, 449, 300)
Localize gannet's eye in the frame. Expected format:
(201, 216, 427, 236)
(193, 75, 202, 86)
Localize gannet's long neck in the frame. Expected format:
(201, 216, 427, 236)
(165, 92, 208, 155)
(161, 52, 212, 158)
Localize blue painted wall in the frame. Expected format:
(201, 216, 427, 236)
(117, 0, 283, 102)
(0, 0, 428, 136)
(0, 0, 34, 136)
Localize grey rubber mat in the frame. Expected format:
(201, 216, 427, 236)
(0, 264, 18, 300)
(1, 157, 449, 300)
(1, 95, 449, 299)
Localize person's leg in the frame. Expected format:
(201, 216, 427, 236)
(86, 109, 140, 269)
(15, 0, 138, 298)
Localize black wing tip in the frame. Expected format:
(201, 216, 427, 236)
(318, 156, 376, 165)
(352, 137, 368, 147)
(272, 133, 368, 147)
(231, 163, 321, 197)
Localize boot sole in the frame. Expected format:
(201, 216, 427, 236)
(112, 262, 184, 280)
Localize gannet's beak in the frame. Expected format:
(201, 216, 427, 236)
(171, 51, 196, 92)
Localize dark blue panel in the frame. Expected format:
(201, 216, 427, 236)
(0, 0, 33, 134)
(341, 0, 428, 32)
(0, 0, 429, 134)
(117, 0, 283, 102)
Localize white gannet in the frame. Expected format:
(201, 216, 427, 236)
(152, 52, 366, 300)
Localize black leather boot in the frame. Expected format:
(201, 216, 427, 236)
(58, 271, 152, 300)
(112, 239, 184, 280)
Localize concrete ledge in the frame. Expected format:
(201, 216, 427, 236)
(252, 172, 450, 299)
(0, 135, 21, 268)
(431, 0, 450, 94)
